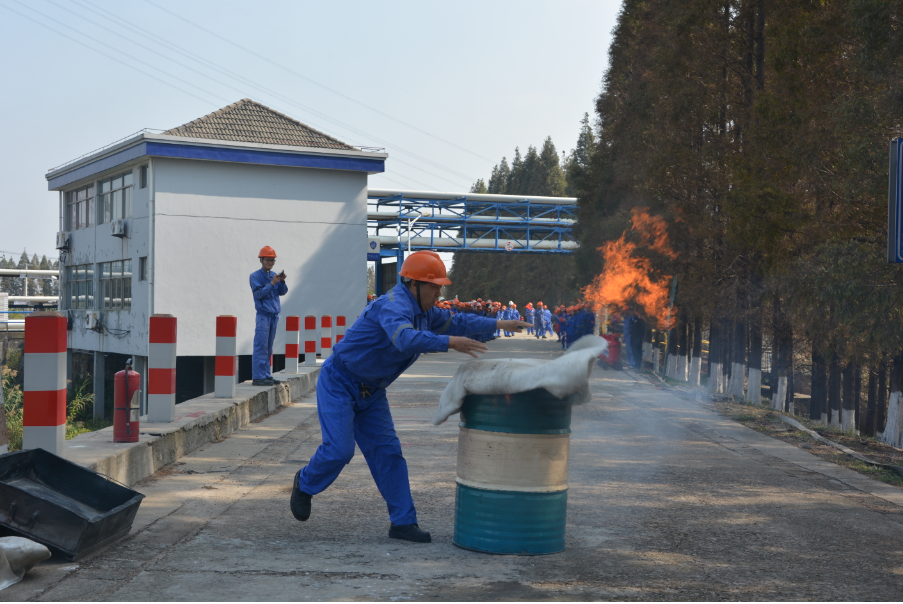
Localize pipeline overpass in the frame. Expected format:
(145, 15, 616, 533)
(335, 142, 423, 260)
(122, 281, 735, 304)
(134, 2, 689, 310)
(368, 189, 578, 293)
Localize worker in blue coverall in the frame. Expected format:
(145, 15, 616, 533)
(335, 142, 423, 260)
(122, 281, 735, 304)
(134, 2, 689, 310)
(525, 303, 534, 335)
(250, 246, 287, 386)
(542, 305, 553, 338)
(290, 251, 530, 543)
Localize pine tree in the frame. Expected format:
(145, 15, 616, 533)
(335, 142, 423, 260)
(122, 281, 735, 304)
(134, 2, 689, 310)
(470, 179, 487, 194)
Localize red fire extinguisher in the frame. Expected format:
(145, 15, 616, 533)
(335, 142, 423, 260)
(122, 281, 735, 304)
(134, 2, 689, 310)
(114, 358, 141, 443)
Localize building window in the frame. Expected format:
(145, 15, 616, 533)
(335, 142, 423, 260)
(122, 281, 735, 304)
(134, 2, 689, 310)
(99, 260, 132, 310)
(138, 257, 147, 281)
(65, 184, 95, 231)
(67, 264, 94, 309)
(139, 165, 148, 189)
(99, 171, 133, 224)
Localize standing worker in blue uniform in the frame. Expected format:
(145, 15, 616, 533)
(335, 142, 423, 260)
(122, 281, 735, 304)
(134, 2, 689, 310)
(290, 251, 530, 543)
(250, 246, 287, 386)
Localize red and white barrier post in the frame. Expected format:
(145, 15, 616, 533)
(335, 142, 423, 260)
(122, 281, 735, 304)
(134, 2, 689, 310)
(215, 315, 237, 398)
(285, 316, 300, 373)
(23, 311, 67, 454)
(336, 316, 346, 344)
(148, 314, 177, 422)
(321, 315, 332, 359)
(304, 316, 317, 366)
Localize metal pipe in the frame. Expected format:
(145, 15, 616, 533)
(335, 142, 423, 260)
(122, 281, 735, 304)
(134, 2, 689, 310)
(374, 236, 578, 251)
(368, 189, 578, 206)
(7, 296, 59, 303)
(0, 269, 60, 276)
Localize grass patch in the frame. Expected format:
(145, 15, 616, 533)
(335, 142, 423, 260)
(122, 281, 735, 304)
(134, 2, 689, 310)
(2, 350, 111, 451)
(702, 395, 903, 489)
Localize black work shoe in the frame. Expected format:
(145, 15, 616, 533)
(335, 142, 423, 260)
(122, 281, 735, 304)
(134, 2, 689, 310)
(389, 523, 431, 543)
(252, 379, 270, 386)
(270, 377, 284, 384)
(290, 470, 311, 521)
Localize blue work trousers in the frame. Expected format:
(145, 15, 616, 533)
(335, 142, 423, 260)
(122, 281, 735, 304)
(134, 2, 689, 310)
(253, 313, 278, 380)
(297, 359, 417, 525)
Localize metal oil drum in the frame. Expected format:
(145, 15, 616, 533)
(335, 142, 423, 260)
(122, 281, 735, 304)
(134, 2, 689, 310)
(453, 388, 577, 555)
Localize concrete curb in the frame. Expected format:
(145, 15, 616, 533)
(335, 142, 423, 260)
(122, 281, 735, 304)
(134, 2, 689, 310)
(778, 414, 903, 476)
(63, 368, 320, 486)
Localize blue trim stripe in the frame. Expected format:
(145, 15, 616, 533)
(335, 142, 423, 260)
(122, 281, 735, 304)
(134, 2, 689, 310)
(48, 143, 148, 190)
(48, 140, 385, 190)
(145, 142, 385, 174)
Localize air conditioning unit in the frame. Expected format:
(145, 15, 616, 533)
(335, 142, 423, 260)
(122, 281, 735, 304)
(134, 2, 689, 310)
(55, 232, 70, 250)
(111, 220, 127, 238)
(85, 312, 100, 331)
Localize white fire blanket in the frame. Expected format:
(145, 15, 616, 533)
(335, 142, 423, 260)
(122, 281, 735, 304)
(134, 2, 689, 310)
(0, 537, 51, 590)
(433, 335, 608, 425)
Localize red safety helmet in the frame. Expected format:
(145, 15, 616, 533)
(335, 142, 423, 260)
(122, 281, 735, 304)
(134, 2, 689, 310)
(399, 251, 451, 285)
(258, 246, 277, 258)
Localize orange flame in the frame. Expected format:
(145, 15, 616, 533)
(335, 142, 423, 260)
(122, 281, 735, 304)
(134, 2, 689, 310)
(581, 208, 677, 330)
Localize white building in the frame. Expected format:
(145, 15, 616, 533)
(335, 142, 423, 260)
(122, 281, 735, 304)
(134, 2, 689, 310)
(46, 99, 386, 410)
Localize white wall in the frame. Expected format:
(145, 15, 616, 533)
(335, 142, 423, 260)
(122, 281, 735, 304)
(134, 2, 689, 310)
(152, 158, 369, 357)
(65, 161, 150, 357)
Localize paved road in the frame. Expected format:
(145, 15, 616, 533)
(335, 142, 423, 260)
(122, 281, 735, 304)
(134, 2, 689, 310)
(7, 334, 903, 601)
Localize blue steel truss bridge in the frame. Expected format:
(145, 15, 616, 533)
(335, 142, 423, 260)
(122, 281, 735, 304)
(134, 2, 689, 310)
(367, 189, 579, 293)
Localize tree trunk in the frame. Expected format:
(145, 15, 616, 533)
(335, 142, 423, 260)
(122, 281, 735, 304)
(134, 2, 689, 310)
(828, 357, 842, 428)
(854, 364, 862, 433)
(666, 323, 678, 379)
(678, 311, 689, 382)
(708, 320, 722, 393)
(0, 378, 7, 453)
(748, 309, 763, 404)
(771, 297, 791, 411)
(841, 362, 856, 432)
(728, 317, 747, 398)
(690, 316, 702, 386)
(880, 353, 903, 448)
(811, 348, 827, 423)
(877, 361, 888, 434)
(865, 368, 878, 437)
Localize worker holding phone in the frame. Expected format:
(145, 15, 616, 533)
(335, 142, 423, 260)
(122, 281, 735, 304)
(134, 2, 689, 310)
(250, 246, 287, 386)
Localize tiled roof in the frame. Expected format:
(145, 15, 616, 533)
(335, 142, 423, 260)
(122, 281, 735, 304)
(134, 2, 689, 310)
(163, 99, 355, 151)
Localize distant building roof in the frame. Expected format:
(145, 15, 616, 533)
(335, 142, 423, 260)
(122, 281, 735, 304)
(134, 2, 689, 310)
(163, 99, 355, 151)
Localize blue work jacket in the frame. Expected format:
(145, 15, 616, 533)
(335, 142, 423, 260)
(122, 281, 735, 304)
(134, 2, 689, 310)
(249, 268, 288, 316)
(331, 283, 497, 389)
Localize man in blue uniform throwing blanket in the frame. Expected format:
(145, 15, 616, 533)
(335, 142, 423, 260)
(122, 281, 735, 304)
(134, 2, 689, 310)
(290, 251, 529, 543)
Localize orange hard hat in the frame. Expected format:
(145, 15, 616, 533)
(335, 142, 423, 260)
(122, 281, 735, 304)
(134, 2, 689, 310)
(258, 245, 277, 258)
(399, 250, 451, 285)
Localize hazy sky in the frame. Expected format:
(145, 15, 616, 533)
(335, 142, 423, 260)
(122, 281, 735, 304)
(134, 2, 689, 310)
(0, 0, 620, 260)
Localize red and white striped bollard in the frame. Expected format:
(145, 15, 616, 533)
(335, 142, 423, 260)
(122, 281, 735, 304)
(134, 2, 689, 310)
(336, 316, 346, 344)
(321, 315, 332, 359)
(214, 315, 237, 398)
(285, 316, 300, 373)
(23, 311, 67, 454)
(148, 314, 177, 422)
(303, 316, 317, 366)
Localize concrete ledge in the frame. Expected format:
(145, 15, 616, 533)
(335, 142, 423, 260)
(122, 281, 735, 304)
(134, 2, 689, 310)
(62, 367, 319, 486)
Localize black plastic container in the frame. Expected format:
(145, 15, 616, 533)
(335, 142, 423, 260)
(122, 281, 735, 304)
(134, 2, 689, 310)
(0, 449, 144, 560)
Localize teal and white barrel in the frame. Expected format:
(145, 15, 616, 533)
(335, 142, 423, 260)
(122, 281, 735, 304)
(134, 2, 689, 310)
(453, 388, 577, 555)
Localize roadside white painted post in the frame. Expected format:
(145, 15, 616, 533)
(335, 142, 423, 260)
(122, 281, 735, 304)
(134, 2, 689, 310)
(214, 315, 237, 398)
(23, 311, 67, 454)
(269, 353, 273, 376)
(321, 315, 332, 359)
(285, 316, 300, 373)
(336, 316, 346, 344)
(303, 316, 317, 366)
(148, 314, 177, 422)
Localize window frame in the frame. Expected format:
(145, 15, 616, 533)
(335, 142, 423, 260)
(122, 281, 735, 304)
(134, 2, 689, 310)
(98, 259, 132, 310)
(66, 264, 94, 310)
(98, 171, 134, 225)
(65, 184, 95, 231)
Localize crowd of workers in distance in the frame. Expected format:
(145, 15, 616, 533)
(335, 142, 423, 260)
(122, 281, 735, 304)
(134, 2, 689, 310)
(368, 294, 598, 349)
